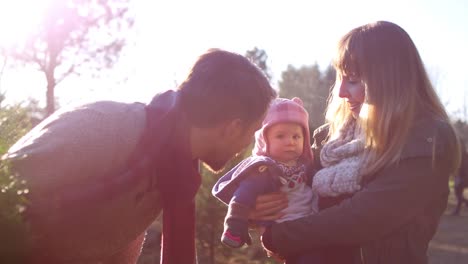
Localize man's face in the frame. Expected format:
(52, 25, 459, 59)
(202, 116, 264, 173)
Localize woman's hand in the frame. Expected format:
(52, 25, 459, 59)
(249, 192, 288, 221)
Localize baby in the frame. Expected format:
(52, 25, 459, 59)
(213, 97, 319, 263)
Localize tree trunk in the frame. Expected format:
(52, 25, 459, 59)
(46, 78, 55, 116)
(45, 49, 57, 117)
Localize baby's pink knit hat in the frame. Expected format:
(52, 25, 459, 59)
(252, 97, 313, 162)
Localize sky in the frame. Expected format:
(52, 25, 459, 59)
(1, 0, 468, 119)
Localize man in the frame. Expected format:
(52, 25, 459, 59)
(3, 49, 276, 263)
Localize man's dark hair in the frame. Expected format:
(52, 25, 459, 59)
(178, 49, 276, 127)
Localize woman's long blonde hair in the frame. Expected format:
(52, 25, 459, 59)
(326, 21, 459, 177)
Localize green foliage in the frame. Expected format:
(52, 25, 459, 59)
(0, 160, 30, 263)
(0, 104, 33, 262)
(0, 105, 33, 150)
(279, 64, 335, 132)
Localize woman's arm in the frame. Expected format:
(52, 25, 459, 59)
(264, 156, 450, 257)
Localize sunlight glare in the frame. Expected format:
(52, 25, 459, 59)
(0, 0, 51, 47)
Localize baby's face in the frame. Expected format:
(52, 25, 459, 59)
(266, 122, 304, 164)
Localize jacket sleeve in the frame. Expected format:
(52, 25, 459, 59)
(267, 120, 456, 257)
(311, 124, 329, 170)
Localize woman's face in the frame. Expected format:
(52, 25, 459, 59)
(338, 73, 366, 117)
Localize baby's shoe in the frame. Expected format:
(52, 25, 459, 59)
(221, 229, 252, 248)
(222, 229, 244, 248)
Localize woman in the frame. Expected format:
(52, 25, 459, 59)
(254, 21, 460, 264)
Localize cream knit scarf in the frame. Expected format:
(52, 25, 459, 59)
(312, 117, 368, 197)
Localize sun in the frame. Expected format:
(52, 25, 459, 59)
(0, 0, 51, 47)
